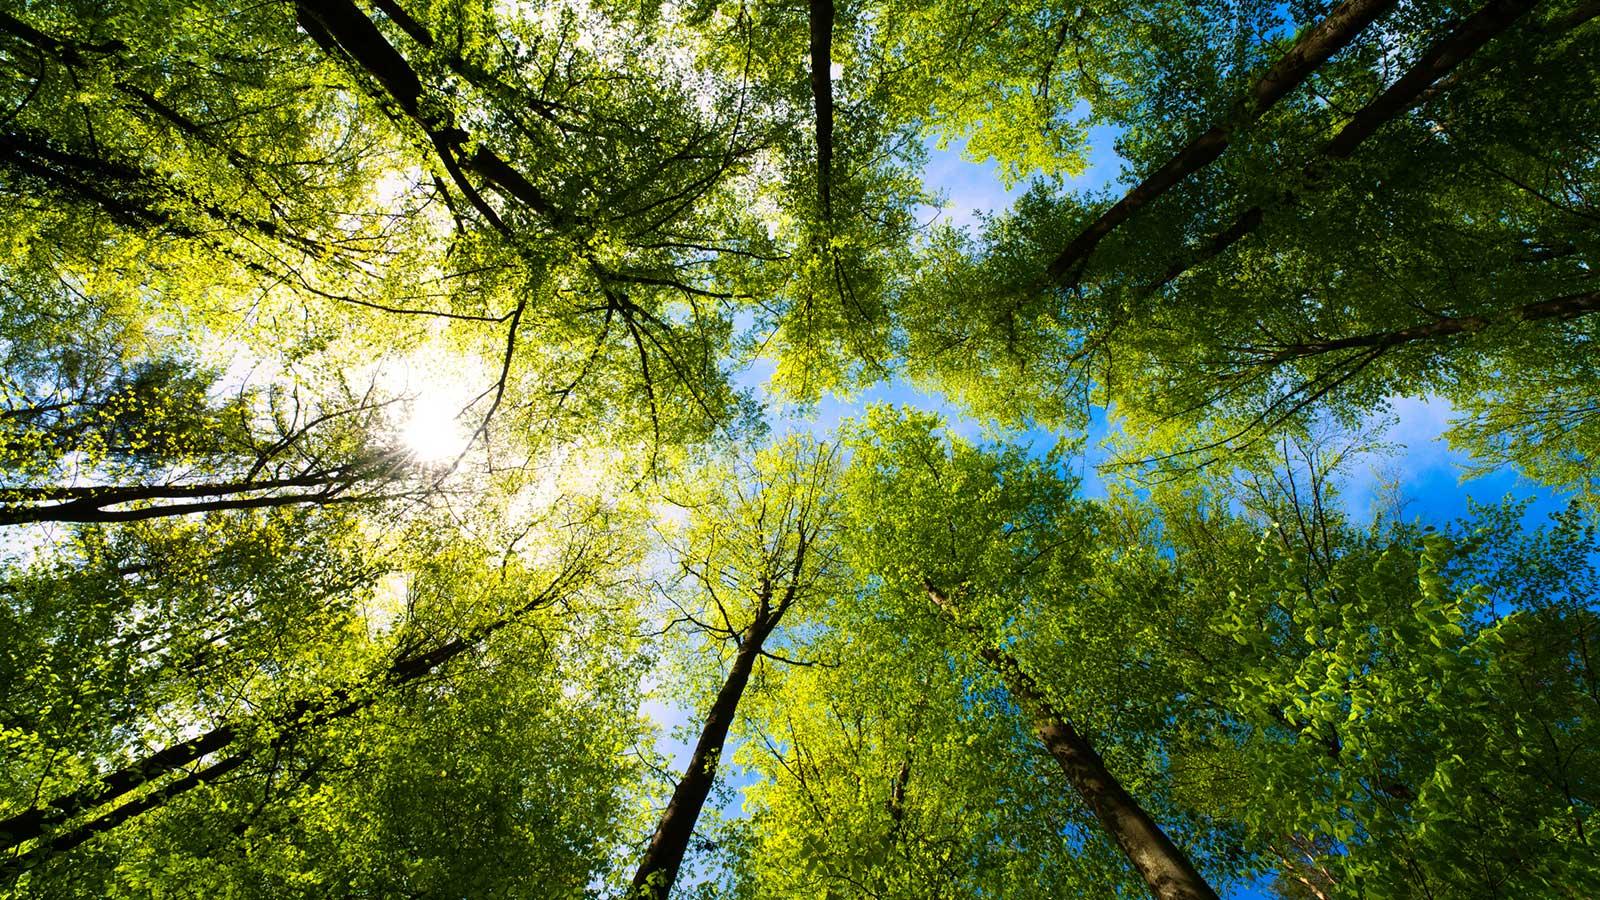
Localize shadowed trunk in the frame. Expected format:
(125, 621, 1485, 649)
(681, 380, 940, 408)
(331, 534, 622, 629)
(632, 525, 813, 898)
(1046, 0, 1398, 282)
(926, 582, 1218, 900)
(809, 0, 835, 219)
(292, 0, 566, 228)
(888, 756, 910, 818)
(0, 129, 326, 254)
(1150, 0, 1541, 291)
(0, 471, 384, 526)
(0, 750, 250, 878)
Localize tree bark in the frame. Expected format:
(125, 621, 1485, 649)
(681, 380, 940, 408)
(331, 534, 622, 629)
(1046, 0, 1398, 282)
(0, 751, 250, 878)
(887, 756, 910, 820)
(0, 726, 239, 854)
(369, 0, 435, 48)
(925, 582, 1218, 900)
(0, 130, 296, 245)
(0, 473, 377, 526)
(1323, 0, 1537, 158)
(630, 615, 777, 899)
(631, 515, 814, 898)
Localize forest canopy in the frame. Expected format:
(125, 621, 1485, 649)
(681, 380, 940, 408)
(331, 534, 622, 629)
(1, 0, 1597, 897)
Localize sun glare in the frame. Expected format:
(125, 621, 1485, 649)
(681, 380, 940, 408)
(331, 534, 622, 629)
(371, 343, 484, 466)
(400, 393, 471, 464)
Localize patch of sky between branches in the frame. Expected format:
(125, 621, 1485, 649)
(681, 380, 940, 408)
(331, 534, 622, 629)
(1342, 395, 1578, 529)
(727, 125, 1127, 507)
(920, 122, 1126, 232)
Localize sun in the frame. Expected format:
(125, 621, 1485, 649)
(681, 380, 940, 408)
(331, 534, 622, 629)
(371, 342, 484, 465)
(400, 392, 471, 463)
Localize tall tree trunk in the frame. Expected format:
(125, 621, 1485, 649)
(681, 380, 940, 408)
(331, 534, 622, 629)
(1046, 0, 1398, 282)
(925, 582, 1218, 900)
(0, 477, 371, 526)
(0, 726, 240, 855)
(1149, 0, 1540, 291)
(631, 616, 776, 899)
(292, 0, 566, 229)
(808, 0, 835, 219)
(0, 752, 250, 878)
(632, 514, 813, 898)
(0, 129, 318, 250)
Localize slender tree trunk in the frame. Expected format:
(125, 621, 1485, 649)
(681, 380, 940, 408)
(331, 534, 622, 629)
(0, 695, 375, 876)
(0, 473, 361, 505)
(925, 582, 1218, 900)
(1323, 0, 1537, 158)
(985, 647, 1218, 900)
(1260, 288, 1600, 362)
(0, 476, 369, 526)
(293, 0, 566, 228)
(0, 11, 124, 61)
(631, 617, 776, 899)
(0, 726, 238, 853)
(368, 0, 435, 48)
(0, 752, 249, 878)
(1047, 0, 1398, 281)
(0, 128, 327, 253)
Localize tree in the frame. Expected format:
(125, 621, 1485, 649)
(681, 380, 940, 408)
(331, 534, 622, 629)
(0, 456, 645, 892)
(0, 506, 381, 842)
(1115, 443, 1600, 897)
(0, 353, 420, 526)
(836, 408, 1227, 900)
(5, 525, 653, 896)
(633, 437, 844, 898)
(726, 522, 1158, 897)
(2, 0, 757, 468)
